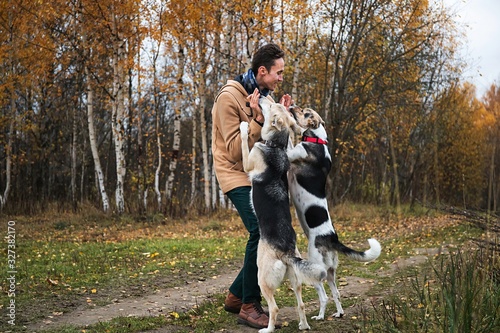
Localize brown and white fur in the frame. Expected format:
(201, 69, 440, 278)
(287, 106, 381, 320)
(240, 99, 326, 333)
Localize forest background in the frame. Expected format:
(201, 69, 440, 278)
(1, 0, 500, 217)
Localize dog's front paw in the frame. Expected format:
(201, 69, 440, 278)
(240, 121, 249, 140)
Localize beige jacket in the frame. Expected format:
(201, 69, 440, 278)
(211, 80, 274, 194)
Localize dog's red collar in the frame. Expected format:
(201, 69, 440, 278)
(302, 136, 328, 145)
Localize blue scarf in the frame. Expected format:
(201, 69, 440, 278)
(236, 69, 270, 97)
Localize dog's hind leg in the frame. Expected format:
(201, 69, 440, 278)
(257, 243, 285, 333)
(259, 283, 279, 333)
(288, 269, 311, 330)
(326, 268, 344, 318)
(311, 282, 328, 320)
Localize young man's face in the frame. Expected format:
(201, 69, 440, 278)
(256, 58, 284, 92)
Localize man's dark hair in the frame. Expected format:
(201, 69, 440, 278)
(251, 43, 285, 74)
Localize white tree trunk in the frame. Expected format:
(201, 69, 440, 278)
(220, 11, 233, 84)
(111, 35, 127, 213)
(85, 66, 110, 212)
(152, 34, 162, 211)
(198, 86, 211, 210)
(71, 101, 77, 209)
(166, 112, 181, 199)
(154, 108, 162, 210)
(190, 110, 197, 205)
(0, 115, 13, 211)
(1, 18, 15, 211)
(291, 16, 309, 101)
(165, 47, 185, 200)
(244, 37, 255, 70)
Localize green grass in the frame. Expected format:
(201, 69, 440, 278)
(18, 237, 242, 290)
(1, 214, 247, 331)
(25, 316, 172, 333)
(0, 204, 495, 333)
(358, 249, 500, 333)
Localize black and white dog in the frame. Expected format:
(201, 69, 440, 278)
(240, 100, 326, 333)
(287, 106, 382, 320)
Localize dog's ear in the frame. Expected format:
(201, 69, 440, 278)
(271, 115, 285, 131)
(289, 105, 301, 115)
(315, 111, 325, 128)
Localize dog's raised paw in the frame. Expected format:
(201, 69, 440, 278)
(240, 121, 249, 139)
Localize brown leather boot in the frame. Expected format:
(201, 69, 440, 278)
(237, 302, 269, 329)
(224, 292, 242, 314)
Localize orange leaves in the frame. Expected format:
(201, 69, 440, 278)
(432, 83, 492, 206)
(46, 278, 59, 286)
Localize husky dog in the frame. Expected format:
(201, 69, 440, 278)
(240, 99, 326, 333)
(287, 106, 381, 320)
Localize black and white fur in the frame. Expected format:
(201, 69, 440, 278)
(240, 100, 326, 333)
(287, 106, 382, 320)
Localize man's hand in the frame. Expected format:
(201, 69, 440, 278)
(280, 94, 293, 110)
(247, 88, 263, 123)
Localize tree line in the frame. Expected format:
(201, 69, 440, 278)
(1, 0, 499, 216)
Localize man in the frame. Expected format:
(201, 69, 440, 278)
(211, 43, 292, 329)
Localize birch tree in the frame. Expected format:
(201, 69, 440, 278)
(0, 30, 15, 211)
(0, 116, 13, 212)
(187, 1, 221, 210)
(71, 89, 78, 211)
(110, 11, 128, 213)
(153, 73, 164, 211)
(85, 65, 110, 212)
(280, 0, 312, 102)
(165, 46, 184, 201)
(190, 108, 198, 206)
(0, 0, 492, 214)
(0, 0, 16, 211)
(86, 0, 139, 214)
(211, 6, 234, 209)
(68, 1, 110, 212)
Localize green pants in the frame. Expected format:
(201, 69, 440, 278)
(226, 186, 262, 304)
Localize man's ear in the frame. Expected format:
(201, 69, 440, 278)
(258, 65, 267, 76)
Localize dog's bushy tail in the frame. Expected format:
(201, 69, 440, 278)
(333, 238, 381, 262)
(287, 256, 327, 285)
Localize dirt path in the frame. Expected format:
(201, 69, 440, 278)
(30, 250, 438, 333)
(30, 270, 238, 332)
